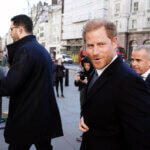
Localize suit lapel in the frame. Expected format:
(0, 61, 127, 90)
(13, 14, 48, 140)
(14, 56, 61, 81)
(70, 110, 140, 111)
(85, 70, 110, 102)
(83, 56, 122, 105)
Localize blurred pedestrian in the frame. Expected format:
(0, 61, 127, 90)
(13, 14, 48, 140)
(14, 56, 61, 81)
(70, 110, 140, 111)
(131, 45, 150, 87)
(52, 57, 57, 86)
(0, 50, 8, 67)
(0, 14, 63, 150)
(55, 58, 65, 98)
(75, 56, 94, 109)
(75, 56, 94, 142)
(79, 19, 150, 150)
(0, 50, 8, 76)
(0, 66, 6, 122)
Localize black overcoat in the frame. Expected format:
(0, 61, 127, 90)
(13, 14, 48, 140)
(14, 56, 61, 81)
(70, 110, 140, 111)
(0, 35, 63, 144)
(81, 56, 150, 150)
(146, 74, 150, 88)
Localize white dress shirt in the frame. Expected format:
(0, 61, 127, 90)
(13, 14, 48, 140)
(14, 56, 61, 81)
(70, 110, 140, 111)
(141, 69, 150, 81)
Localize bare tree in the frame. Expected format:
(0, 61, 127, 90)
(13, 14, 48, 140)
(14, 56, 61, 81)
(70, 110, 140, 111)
(26, 0, 49, 29)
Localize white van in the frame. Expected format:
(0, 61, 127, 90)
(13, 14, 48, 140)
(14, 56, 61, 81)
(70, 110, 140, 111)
(56, 54, 73, 63)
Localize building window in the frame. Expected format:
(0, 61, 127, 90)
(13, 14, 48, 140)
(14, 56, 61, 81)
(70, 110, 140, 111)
(115, 20, 119, 29)
(129, 41, 137, 59)
(144, 40, 150, 45)
(132, 20, 137, 29)
(147, 17, 150, 25)
(40, 27, 44, 31)
(133, 2, 138, 12)
(40, 33, 44, 37)
(57, 37, 60, 42)
(148, 0, 150, 9)
(115, 3, 120, 13)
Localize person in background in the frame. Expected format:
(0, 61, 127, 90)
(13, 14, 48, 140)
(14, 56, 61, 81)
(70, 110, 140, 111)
(0, 66, 6, 123)
(75, 56, 94, 142)
(131, 45, 150, 87)
(79, 18, 150, 150)
(0, 50, 7, 67)
(55, 58, 65, 98)
(75, 56, 94, 109)
(0, 50, 8, 76)
(51, 57, 57, 86)
(0, 14, 63, 150)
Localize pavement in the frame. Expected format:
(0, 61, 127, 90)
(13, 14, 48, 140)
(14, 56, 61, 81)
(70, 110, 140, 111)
(0, 65, 82, 150)
(64, 63, 80, 71)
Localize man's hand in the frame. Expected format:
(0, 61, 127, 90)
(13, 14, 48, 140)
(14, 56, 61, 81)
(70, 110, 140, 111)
(79, 116, 89, 132)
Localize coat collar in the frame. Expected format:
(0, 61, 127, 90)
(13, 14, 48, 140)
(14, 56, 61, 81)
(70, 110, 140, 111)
(83, 56, 123, 105)
(7, 35, 36, 65)
(145, 74, 150, 87)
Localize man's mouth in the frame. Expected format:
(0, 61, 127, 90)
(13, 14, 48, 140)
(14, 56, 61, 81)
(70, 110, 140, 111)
(93, 58, 101, 62)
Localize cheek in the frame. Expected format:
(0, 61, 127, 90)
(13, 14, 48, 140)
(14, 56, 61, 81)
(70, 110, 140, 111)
(87, 50, 92, 57)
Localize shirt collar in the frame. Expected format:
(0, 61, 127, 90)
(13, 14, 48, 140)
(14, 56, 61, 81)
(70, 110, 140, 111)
(96, 55, 118, 77)
(141, 69, 150, 81)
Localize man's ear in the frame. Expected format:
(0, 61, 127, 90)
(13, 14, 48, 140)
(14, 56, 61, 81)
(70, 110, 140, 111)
(20, 27, 23, 34)
(148, 60, 150, 68)
(112, 37, 118, 49)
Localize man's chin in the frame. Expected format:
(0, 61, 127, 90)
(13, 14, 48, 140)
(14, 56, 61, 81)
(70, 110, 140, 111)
(93, 64, 103, 69)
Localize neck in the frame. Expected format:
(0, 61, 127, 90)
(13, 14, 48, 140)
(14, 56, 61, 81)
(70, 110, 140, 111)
(19, 33, 31, 40)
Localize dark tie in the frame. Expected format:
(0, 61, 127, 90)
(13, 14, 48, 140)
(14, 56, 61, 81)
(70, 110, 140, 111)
(88, 70, 98, 92)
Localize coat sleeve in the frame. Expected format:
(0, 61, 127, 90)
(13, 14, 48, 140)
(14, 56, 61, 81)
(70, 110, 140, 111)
(0, 48, 33, 96)
(116, 76, 150, 149)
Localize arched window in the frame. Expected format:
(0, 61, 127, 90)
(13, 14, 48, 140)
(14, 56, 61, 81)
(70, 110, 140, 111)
(129, 41, 137, 59)
(143, 40, 150, 45)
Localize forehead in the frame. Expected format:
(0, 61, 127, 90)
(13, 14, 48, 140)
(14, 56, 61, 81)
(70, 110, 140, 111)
(132, 49, 147, 58)
(84, 62, 90, 65)
(85, 27, 108, 40)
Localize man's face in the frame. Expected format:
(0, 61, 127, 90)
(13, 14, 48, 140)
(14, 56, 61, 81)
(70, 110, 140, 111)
(85, 27, 118, 69)
(131, 49, 150, 75)
(83, 63, 90, 71)
(10, 22, 19, 42)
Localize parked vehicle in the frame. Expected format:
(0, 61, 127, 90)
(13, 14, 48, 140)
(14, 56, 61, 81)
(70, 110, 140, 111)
(56, 54, 73, 63)
(62, 55, 73, 63)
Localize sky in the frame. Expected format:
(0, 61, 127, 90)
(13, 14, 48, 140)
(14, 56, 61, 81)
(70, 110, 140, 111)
(0, 0, 51, 37)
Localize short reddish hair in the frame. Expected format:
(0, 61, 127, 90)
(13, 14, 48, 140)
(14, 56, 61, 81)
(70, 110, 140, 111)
(82, 19, 117, 42)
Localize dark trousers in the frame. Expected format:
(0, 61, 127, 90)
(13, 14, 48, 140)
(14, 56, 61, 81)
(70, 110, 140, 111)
(0, 97, 2, 121)
(8, 139, 52, 150)
(55, 77, 63, 95)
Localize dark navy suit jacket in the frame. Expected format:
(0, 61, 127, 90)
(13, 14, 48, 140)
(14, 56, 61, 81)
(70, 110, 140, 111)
(81, 56, 150, 150)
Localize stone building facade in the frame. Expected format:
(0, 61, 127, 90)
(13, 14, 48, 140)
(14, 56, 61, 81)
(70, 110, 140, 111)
(62, 0, 109, 55)
(62, 0, 150, 60)
(110, 0, 150, 59)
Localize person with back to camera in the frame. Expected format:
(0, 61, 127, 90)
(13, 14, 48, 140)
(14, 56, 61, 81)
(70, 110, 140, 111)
(0, 14, 63, 150)
(75, 56, 94, 142)
(55, 58, 65, 98)
(131, 45, 150, 87)
(79, 18, 150, 150)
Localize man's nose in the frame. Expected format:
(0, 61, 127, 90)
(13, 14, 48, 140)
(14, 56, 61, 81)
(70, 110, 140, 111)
(93, 46, 99, 55)
(131, 60, 137, 67)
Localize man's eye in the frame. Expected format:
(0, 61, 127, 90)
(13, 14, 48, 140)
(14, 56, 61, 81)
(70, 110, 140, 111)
(98, 43, 105, 46)
(87, 45, 93, 48)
